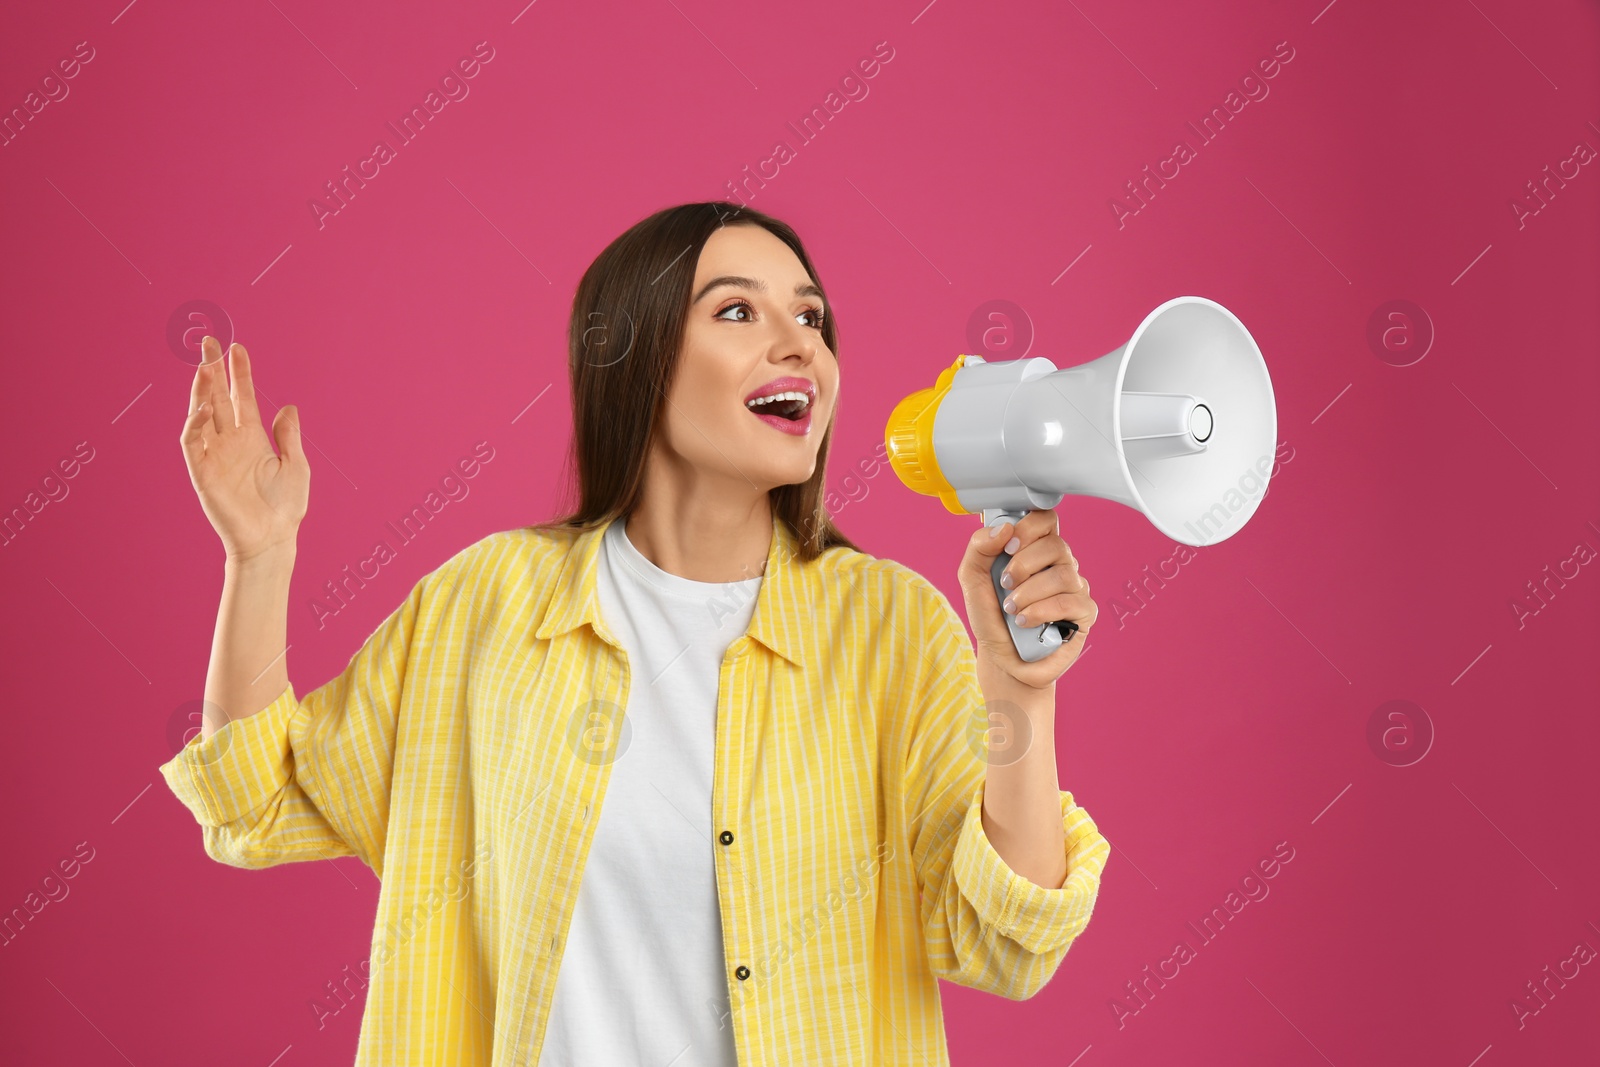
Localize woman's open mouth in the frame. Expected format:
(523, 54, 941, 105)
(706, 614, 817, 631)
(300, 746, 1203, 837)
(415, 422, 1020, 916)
(745, 391, 813, 436)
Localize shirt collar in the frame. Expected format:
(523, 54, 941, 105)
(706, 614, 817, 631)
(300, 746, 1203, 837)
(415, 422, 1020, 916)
(532, 511, 811, 669)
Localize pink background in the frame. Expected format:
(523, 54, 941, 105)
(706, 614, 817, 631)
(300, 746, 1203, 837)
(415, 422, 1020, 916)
(3, 0, 1598, 1063)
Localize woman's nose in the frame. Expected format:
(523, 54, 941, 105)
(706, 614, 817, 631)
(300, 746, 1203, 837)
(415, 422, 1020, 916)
(774, 316, 817, 361)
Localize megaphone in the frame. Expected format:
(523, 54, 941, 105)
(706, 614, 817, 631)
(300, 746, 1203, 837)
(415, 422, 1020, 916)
(884, 296, 1277, 663)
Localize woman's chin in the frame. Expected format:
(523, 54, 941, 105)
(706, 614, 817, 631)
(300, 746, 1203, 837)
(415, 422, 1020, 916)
(751, 460, 818, 492)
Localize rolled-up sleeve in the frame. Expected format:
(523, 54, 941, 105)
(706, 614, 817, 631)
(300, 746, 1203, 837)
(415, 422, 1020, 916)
(901, 579, 1110, 1001)
(160, 682, 303, 830)
(157, 563, 444, 878)
(949, 780, 1108, 957)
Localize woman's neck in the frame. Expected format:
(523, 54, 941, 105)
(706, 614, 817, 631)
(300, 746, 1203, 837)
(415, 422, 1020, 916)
(622, 494, 774, 583)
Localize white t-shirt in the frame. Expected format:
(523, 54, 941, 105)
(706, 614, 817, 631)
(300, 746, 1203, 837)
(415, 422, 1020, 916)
(537, 518, 762, 1067)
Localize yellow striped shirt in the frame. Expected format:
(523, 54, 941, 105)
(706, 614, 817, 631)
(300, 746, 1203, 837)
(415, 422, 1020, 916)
(159, 512, 1109, 1065)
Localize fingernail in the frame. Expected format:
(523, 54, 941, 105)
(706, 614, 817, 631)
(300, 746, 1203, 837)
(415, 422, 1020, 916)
(1002, 595, 1016, 613)
(1004, 537, 1021, 554)
(989, 523, 1006, 538)
(1016, 612, 1028, 626)
(1000, 570, 1013, 589)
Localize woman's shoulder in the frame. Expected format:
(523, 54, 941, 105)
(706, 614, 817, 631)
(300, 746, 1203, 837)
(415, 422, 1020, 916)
(806, 547, 969, 683)
(432, 524, 562, 570)
(810, 543, 954, 620)
(406, 524, 580, 607)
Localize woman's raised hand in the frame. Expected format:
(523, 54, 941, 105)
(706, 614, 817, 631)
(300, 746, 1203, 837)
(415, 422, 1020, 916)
(179, 336, 310, 564)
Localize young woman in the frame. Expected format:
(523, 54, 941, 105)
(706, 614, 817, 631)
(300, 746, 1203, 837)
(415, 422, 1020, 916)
(162, 202, 1109, 1067)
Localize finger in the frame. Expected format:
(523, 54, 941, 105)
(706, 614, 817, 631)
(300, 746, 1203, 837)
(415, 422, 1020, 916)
(188, 336, 216, 422)
(1012, 591, 1097, 632)
(229, 342, 263, 431)
(1002, 508, 1060, 558)
(179, 395, 214, 464)
(971, 518, 1015, 559)
(272, 404, 306, 469)
(1014, 507, 1059, 545)
(1007, 562, 1087, 613)
(1000, 535, 1075, 591)
(205, 337, 232, 434)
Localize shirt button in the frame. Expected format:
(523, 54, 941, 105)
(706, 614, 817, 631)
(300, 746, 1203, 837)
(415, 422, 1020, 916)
(735, 965, 750, 981)
(719, 830, 734, 845)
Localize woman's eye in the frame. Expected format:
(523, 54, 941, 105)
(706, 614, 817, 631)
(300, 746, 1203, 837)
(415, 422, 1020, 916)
(713, 300, 827, 329)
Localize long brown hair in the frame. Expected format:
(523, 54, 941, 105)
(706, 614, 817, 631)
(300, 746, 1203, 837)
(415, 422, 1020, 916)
(528, 201, 861, 564)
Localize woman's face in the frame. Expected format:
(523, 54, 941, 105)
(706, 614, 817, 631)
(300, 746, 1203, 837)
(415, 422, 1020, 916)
(659, 222, 838, 494)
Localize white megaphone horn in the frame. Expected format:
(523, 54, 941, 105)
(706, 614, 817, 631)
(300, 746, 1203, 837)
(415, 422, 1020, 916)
(884, 296, 1278, 663)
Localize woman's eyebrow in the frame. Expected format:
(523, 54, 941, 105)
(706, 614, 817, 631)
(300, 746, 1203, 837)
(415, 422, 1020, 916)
(692, 275, 825, 305)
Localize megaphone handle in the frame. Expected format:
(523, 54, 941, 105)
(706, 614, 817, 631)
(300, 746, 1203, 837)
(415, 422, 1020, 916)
(982, 508, 1080, 664)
